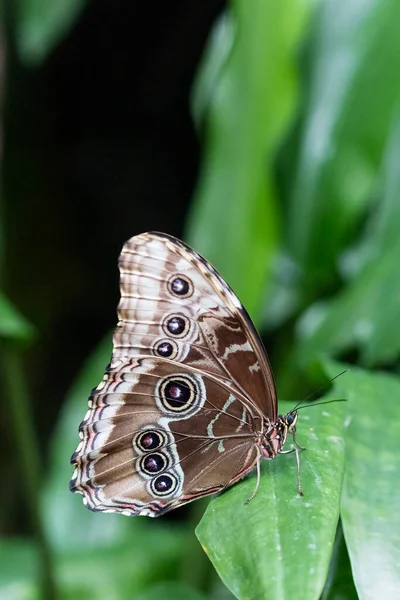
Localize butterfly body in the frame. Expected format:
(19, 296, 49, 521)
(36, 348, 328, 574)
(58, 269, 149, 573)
(70, 232, 300, 517)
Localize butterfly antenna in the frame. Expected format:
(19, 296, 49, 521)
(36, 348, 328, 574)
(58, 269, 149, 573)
(296, 397, 347, 411)
(292, 369, 349, 411)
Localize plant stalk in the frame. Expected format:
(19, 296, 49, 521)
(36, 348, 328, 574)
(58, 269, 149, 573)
(1, 344, 58, 599)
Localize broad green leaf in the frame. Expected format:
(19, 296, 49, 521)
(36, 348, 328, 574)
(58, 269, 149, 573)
(196, 400, 345, 600)
(0, 539, 39, 600)
(16, 0, 86, 65)
(325, 362, 400, 600)
(287, 0, 400, 292)
(294, 115, 400, 367)
(0, 291, 35, 343)
(187, 0, 314, 322)
(348, 112, 400, 271)
(136, 582, 208, 600)
(296, 237, 400, 367)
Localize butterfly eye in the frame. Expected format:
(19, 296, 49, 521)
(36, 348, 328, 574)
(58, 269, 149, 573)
(150, 473, 178, 497)
(286, 413, 296, 426)
(168, 274, 193, 298)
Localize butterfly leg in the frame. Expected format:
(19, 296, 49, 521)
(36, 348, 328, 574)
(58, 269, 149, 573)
(288, 428, 305, 495)
(294, 445, 304, 496)
(279, 446, 304, 496)
(292, 428, 306, 452)
(245, 450, 262, 505)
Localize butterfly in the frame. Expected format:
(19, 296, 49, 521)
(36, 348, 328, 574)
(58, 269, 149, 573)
(70, 232, 304, 517)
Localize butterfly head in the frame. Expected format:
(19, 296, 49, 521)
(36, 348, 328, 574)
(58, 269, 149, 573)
(274, 410, 299, 451)
(260, 411, 299, 459)
(284, 410, 298, 432)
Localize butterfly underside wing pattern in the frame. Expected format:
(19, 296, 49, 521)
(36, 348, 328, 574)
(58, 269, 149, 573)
(70, 232, 290, 517)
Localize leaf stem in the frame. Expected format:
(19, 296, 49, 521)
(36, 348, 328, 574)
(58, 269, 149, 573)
(0, 344, 58, 599)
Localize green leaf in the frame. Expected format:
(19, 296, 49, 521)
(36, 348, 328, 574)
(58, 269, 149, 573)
(196, 400, 345, 600)
(351, 111, 400, 268)
(287, 0, 400, 292)
(0, 539, 39, 600)
(294, 114, 400, 367)
(16, 0, 87, 65)
(136, 582, 208, 600)
(0, 291, 35, 343)
(187, 0, 314, 322)
(324, 362, 400, 600)
(296, 237, 400, 367)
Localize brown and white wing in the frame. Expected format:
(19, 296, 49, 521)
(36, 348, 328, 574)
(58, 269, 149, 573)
(70, 357, 258, 516)
(114, 232, 276, 420)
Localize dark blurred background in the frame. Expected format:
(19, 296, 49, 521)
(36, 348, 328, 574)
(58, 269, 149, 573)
(3, 0, 224, 506)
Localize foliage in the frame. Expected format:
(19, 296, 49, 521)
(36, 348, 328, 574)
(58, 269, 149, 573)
(197, 398, 346, 600)
(1, 0, 400, 599)
(15, 0, 87, 65)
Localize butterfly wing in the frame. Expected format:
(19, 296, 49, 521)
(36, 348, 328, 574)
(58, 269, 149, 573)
(70, 357, 259, 516)
(114, 232, 277, 419)
(70, 232, 275, 516)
